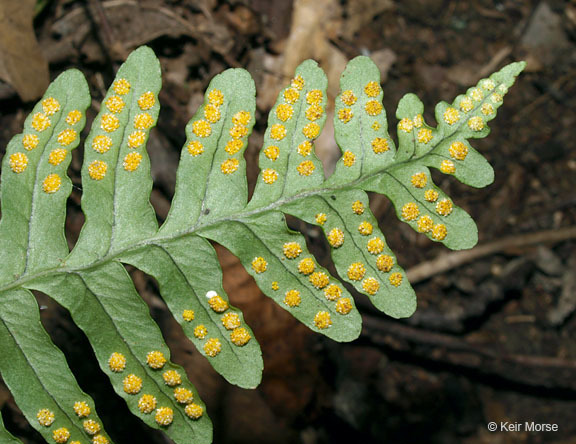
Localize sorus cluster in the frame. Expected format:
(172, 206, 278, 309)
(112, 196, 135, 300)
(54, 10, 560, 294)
(221, 107, 251, 175)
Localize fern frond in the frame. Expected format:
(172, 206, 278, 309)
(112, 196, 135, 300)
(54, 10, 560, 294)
(0, 46, 524, 443)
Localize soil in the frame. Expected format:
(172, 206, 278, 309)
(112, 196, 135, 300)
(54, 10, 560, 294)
(1, 1, 576, 443)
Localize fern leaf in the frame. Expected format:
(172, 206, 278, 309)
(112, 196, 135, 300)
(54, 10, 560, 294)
(0, 411, 22, 443)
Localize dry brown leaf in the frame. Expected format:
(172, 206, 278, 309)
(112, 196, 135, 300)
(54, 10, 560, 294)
(0, 0, 49, 101)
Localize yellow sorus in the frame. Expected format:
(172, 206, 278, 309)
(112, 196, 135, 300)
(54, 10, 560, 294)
(138, 394, 157, 414)
(347, 262, 366, 281)
(367, 237, 385, 255)
(220, 158, 240, 175)
(264, 145, 280, 161)
(185, 403, 204, 420)
(362, 277, 380, 295)
(193, 120, 212, 138)
(187, 140, 204, 157)
(57, 128, 77, 146)
(443, 107, 460, 125)
(100, 113, 119, 133)
(436, 199, 453, 216)
(9, 152, 28, 173)
(459, 97, 474, 112)
(449, 141, 468, 160)
(341, 90, 357, 105)
(306, 89, 323, 105)
(113, 78, 131, 95)
(52, 427, 70, 443)
(342, 150, 356, 167)
(491, 93, 503, 103)
(314, 311, 332, 329)
(224, 138, 242, 154)
(481, 103, 494, 115)
(88, 160, 107, 180)
(482, 79, 495, 90)
(389, 272, 403, 287)
(22, 134, 39, 150)
(42, 97, 60, 115)
(411, 172, 427, 188)
(283, 87, 300, 104)
(73, 401, 91, 417)
(297, 141, 313, 156)
(163, 370, 182, 386)
(123, 374, 143, 394)
(358, 221, 373, 235)
(83, 419, 101, 435)
(32, 113, 50, 132)
(105, 95, 125, 114)
(291, 75, 305, 90)
(371, 137, 389, 154)
(271, 281, 279, 291)
(36, 408, 55, 426)
(108, 352, 126, 372)
(305, 104, 323, 121)
(93, 435, 109, 444)
(208, 295, 229, 313)
(376, 254, 394, 272)
(182, 309, 195, 322)
(232, 111, 250, 126)
(155, 407, 174, 426)
(204, 104, 221, 123)
(194, 325, 207, 339)
(417, 215, 434, 233)
(262, 168, 278, 184)
(138, 91, 156, 110)
(284, 289, 301, 307)
(309, 271, 330, 289)
(174, 387, 194, 404)
(424, 189, 439, 202)
(134, 113, 154, 130)
(432, 223, 448, 241)
(352, 200, 364, 214)
(336, 298, 353, 315)
(297, 160, 315, 176)
(364, 81, 381, 97)
(302, 122, 321, 139)
(128, 131, 146, 149)
(230, 327, 252, 346)
(270, 123, 287, 141)
(338, 108, 353, 123)
(283, 241, 302, 259)
(401, 202, 419, 221)
(365, 100, 383, 116)
(440, 159, 456, 174)
(315, 213, 327, 225)
(417, 128, 433, 144)
(467, 116, 484, 131)
(398, 118, 413, 133)
(146, 351, 167, 369)
(276, 104, 294, 122)
(251, 256, 268, 273)
(372, 121, 381, 130)
(221, 312, 241, 330)
(48, 149, 67, 166)
(203, 338, 222, 357)
(208, 89, 224, 106)
(298, 258, 316, 275)
(413, 114, 424, 128)
(470, 88, 483, 101)
(123, 152, 143, 172)
(327, 228, 344, 248)
(92, 135, 113, 153)
(42, 174, 62, 194)
(324, 284, 342, 301)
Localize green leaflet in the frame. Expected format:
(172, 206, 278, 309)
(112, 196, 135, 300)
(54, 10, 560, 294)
(0, 411, 22, 443)
(0, 46, 524, 443)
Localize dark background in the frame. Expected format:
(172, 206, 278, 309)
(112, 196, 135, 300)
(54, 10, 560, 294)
(1, 0, 576, 443)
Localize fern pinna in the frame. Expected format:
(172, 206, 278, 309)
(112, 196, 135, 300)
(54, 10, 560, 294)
(0, 46, 523, 443)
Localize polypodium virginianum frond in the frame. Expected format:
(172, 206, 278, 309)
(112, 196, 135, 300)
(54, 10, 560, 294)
(0, 46, 524, 443)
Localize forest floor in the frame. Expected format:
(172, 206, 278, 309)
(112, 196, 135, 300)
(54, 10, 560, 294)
(1, 0, 576, 443)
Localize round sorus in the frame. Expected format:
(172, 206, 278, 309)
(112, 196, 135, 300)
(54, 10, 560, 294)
(100, 113, 120, 132)
(376, 255, 394, 273)
(417, 215, 434, 233)
(443, 107, 460, 125)
(467, 116, 484, 131)
(338, 108, 353, 123)
(364, 81, 381, 97)
(83, 419, 101, 435)
(138, 91, 156, 110)
(192, 120, 212, 138)
(187, 140, 204, 156)
(155, 407, 174, 426)
(297, 160, 315, 176)
(57, 128, 77, 146)
(146, 350, 167, 370)
(314, 311, 332, 329)
(163, 370, 182, 387)
(459, 97, 474, 112)
(401, 202, 420, 221)
(306, 89, 323, 105)
(221, 312, 241, 330)
(208, 89, 224, 106)
(183, 309, 195, 322)
(336, 298, 353, 315)
(302, 122, 320, 139)
(185, 403, 203, 420)
(42, 174, 61, 194)
(284, 290, 301, 307)
(251, 256, 267, 273)
(341, 90, 357, 105)
(66, 110, 82, 125)
(309, 271, 330, 289)
(364, 100, 383, 116)
(230, 327, 251, 346)
(372, 137, 389, 153)
(432, 224, 448, 241)
(436, 199, 453, 216)
(92, 135, 113, 153)
(262, 168, 278, 184)
(42, 97, 60, 115)
(225, 139, 243, 155)
(324, 284, 342, 301)
(220, 158, 240, 175)
(347, 262, 366, 281)
(9, 152, 28, 173)
(315, 213, 327, 225)
(233, 111, 251, 126)
(194, 325, 208, 339)
(88, 160, 107, 181)
(123, 152, 143, 172)
(358, 221, 373, 235)
(305, 104, 323, 121)
(352, 200, 364, 214)
(398, 118, 413, 133)
(203, 338, 222, 357)
(389, 273, 403, 287)
(208, 295, 228, 313)
(297, 141, 313, 156)
(138, 394, 157, 414)
(22, 133, 39, 150)
(174, 387, 194, 404)
(134, 113, 154, 130)
(327, 228, 344, 248)
(362, 277, 380, 295)
(108, 352, 126, 372)
(93, 435, 109, 444)
(264, 145, 279, 161)
(283, 242, 302, 259)
(449, 141, 468, 160)
(440, 159, 455, 174)
(283, 87, 300, 104)
(366, 237, 385, 255)
(204, 104, 221, 123)
(270, 124, 287, 141)
(298, 258, 316, 275)
(73, 401, 91, 418)
(411, 172, 427, 188)
(48, 149, 67, 166)
(32, 113, 50, 132)
(52, 427, 70, 443)
(276, 104, 294, 122)
(417, 128, 433, 144)
(123, 374, 143, 394)
(36, 409, 55, 426)
(105, 95, 125, 114)
(424, 189, 439, 202)
(291, 75, 305, 90)
(113, 78, 131, 95)
(342, 151, 355, 167)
